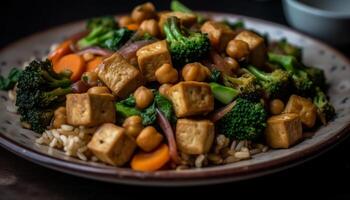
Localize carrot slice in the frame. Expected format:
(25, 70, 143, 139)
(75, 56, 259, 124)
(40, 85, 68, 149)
(86, 56, 103, 72)
(48, 40, 73, 65)
(131, 144, 170, 172)
(54, 54, 86, 81)
(126, 23, 139, 31)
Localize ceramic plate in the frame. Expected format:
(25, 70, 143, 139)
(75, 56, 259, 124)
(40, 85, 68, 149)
(0, 12, 350, 186)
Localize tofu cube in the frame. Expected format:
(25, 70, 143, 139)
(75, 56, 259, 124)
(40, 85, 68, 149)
(176, 119, 215, 154)
(158, 11, 197, 34)
(201, 21, 236, 51)
(284, 95, 317, 128)
(97, 53, 143, 98)
(168, 81, 214, 117)
(136, 126, 163, 152)
(235, 31, 267, 67)
(265, 113, 303, 149)
(136, 40, 172, 82)
(87, 123, 136, 166)
(66, 93, 116, 126)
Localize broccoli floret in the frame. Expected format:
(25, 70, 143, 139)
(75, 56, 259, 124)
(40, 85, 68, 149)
(301, 65, 326, 90)
(163, 16, 211, 67)
(77, 16, 134, 50)
(269, 38, 302, 60)
(16, 60, 72, 133)
(223, 73, 257, 94)
(217, 98, 267, 140)
(268, 53, 314, 96)
(0, 68, 22, 91)
(246, 65, 291, 99)
(170, 0, 205, 23)
(313, 87, 335, 124)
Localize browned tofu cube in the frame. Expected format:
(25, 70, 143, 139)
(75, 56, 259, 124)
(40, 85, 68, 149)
(284, 95, 317, 128)
(136, 126, 163, 152)
(201, 21, 236, 51)
(265, 113, 302, 149)
(158, 11, 197, 34)
(168, 81, 214, 117)
(176, 119, 215, 154)
(97, 53, 143, 98)
(66, 93, 115, 126)
(235, 31, 267, 67)
(136, 40, 173, 82)
(87, 123, 136, 166)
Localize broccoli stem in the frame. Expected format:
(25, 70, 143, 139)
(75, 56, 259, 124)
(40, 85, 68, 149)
(247, 66, 270, 81)
(168, 17, 186, 43)
(47, 87, 73, 97)
(209, 82, 239, 104)
(268, 53, 297, 72)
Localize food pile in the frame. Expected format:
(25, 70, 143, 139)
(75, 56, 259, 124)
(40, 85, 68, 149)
(1, 1, 335, 172)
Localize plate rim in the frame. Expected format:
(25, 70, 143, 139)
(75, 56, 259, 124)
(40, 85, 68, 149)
(0, 11, 350, 185)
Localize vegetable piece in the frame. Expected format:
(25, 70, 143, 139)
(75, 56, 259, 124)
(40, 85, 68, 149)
(217, 97, 267, 140)
(269, 38, 302, 61)
(16, 60, 72, 133)
(0, 68, 22, 91)
(246, 65, 291, 99)
(126, 23, 139, 31)
(131, 143, 170, 172)
(48, 40, 73, 65)
(54, 54, 86, 81)
(176, 118, 215, 155)
(209, 82, 239, 104)
(77, 16, 134, 51)
(154, 92, 177, 124)
(265, 113, 302, 149)
(87, 123, 136, 166)
(223, 73, 257, 95)
(313, 87, 335, 124)
(221, 19, 245, 29)
(209, 68, 221, 83)
(136, 126, 163, 152)
(170, 0, 205, 23)
(268, 53, 315, 96)
(77, 47, 113, 57)
(300, 65, 326, 90)
(163, 16, 211, 67)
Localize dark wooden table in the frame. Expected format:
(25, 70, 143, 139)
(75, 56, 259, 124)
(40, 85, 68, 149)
(1, 1, 349, 199)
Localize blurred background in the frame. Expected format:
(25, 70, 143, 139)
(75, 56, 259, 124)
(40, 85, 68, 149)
(0, 0, 349, 199)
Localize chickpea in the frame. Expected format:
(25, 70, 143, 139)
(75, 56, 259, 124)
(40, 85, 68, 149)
(226, 39, 250, 61)
(119, 16, 134, 27)
(81, 71, 99, 87)
(182, 62, 210, 82)
(270, 99, 285, 115)
(82, 52, 94, 62)
(87, 86, 111, 95)
(53, 107, 67, 128)
(136, 126, 163, 152)
(159, 83, 173, 97)
(224, 57, 240, 72)
(131, 2, 156, 24)
(139, 19, 159, 37)
(134, 86, 154, 109)
(123, 115, 143, 138)
(155, 63, 178, 84)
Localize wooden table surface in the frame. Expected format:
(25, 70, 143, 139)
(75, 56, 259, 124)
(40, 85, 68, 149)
(1, 0, 349, 199)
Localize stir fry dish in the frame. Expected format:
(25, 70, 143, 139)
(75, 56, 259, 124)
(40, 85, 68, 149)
(2, 1, 335, 172)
